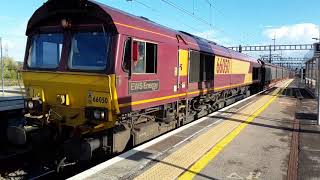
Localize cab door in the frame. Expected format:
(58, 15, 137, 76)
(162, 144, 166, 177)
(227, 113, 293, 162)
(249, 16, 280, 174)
(177, 49, 189, 95)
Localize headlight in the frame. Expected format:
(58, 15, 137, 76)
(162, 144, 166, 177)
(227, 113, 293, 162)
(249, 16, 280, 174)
(27, 101, 34, 109)
(85, 108, 107, 121)
(100, 111, 105, 120)
(24, 99, 43, 112)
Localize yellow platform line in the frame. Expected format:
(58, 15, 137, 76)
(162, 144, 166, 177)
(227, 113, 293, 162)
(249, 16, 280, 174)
(134, 79, 292, 180)
(178, 79, 292, 179)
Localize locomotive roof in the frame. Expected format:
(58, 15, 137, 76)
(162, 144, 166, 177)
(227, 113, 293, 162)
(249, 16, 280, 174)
(264, 62, 284, 68)
(94, 1, 258, 63)
(27, 0, 258, 63)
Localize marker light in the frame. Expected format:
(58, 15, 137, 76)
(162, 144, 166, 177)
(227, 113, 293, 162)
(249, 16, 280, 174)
(93, 110, 101, 119)
(57, 94, 70, 106)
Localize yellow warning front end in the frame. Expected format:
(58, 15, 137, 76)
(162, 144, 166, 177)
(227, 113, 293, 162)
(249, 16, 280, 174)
(22, 71, 119, 133)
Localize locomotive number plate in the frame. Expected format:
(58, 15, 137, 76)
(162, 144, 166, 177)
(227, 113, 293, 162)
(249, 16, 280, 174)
(87, 91, 109, 107)
(215, 57, 231, 74)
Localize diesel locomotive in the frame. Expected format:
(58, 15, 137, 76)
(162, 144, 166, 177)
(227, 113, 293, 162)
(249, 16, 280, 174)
(7, 0, 293, 161)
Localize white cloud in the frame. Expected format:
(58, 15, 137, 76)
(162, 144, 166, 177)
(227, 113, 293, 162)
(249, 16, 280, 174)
(263, 23, 319, 44)
(2, 40, 15, 49)
(194, 30, 217, 41)
(261, 23, 320, 59)
(264, 25, 275, 28)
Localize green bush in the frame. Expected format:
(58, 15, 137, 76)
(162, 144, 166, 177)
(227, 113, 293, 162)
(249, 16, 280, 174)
(0, 57, 23, 86)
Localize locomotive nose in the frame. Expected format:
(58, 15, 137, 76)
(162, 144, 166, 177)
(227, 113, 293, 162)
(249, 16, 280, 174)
(22, 72, 118, 127)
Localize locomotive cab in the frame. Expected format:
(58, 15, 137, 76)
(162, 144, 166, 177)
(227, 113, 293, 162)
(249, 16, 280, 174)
(7, 0, 125, 160)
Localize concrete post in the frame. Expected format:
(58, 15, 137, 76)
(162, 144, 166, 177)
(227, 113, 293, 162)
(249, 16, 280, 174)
(300, 63, 303, 84)
(308, 62, 310, 87)
(318, 57, 320, 125)
(313, 59, 316, 91)
(0, 37, 3, 96)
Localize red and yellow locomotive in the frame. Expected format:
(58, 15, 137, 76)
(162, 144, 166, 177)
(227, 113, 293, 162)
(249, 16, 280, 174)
(7, 0, 292, 161)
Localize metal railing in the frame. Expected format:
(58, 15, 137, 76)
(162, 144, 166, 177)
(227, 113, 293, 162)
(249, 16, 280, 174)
(228, 44, 314, 52)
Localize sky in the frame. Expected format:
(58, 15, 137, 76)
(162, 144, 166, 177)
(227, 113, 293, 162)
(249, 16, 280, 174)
(0, 0, 319, 61)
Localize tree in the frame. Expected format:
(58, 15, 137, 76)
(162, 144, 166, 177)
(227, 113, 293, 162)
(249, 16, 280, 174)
(0, 56, 21, 81)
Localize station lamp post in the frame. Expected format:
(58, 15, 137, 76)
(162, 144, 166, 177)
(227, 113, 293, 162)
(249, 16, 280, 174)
(272, 35, 276, 51)
(313, 25, 320, 43)
(315, 42, 320, 126)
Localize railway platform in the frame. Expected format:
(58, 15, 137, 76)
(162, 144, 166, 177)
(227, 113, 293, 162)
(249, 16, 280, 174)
(0, 88, 24, 145)
(0, 86, 24, 112)
(0, 96, 24, 112)
(69, 78, 319, 180)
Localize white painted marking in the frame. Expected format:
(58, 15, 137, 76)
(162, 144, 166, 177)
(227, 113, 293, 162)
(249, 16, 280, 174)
(171, 119, 223, 149)
(68, 89, 268, 180)
(227, 172, 244, 179)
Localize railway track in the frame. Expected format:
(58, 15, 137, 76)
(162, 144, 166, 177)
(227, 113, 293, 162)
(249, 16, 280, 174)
(0, 150, 56, 180)
(0, 136, 71, 180)
(0, 145, 114, 180)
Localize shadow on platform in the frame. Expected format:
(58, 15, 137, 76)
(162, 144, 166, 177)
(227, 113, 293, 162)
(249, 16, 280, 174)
(208, 115, 320, 135)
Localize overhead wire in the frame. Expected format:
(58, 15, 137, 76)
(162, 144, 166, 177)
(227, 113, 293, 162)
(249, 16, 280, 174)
(132, 0, 155, 11)
(159, 0, 212, 27)
(160, 0, 250, 46)
(128, 0, 281, 59)
(208, 2, 256, 46)
(128, 0, 251, 47)
(205, 0, 212, 6)
(127, 0, 204, 33)
(159, 0, 221, 43)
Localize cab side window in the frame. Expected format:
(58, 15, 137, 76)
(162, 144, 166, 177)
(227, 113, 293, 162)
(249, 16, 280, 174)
(133, 40, 157, 74)
(252, 67, 260, 80)
(122, 38, 131, 72)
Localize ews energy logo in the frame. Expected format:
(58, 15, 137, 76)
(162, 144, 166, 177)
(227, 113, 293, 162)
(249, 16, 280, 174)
(215, 57, 231, 74)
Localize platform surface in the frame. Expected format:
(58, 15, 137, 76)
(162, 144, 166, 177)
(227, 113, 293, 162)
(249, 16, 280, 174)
(70, 79, 320, 180)
(0, 96, 24, 112)
(297, 92, 320, 180)
(0, 86, 24, 112)
(0, 86, 24, 97)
